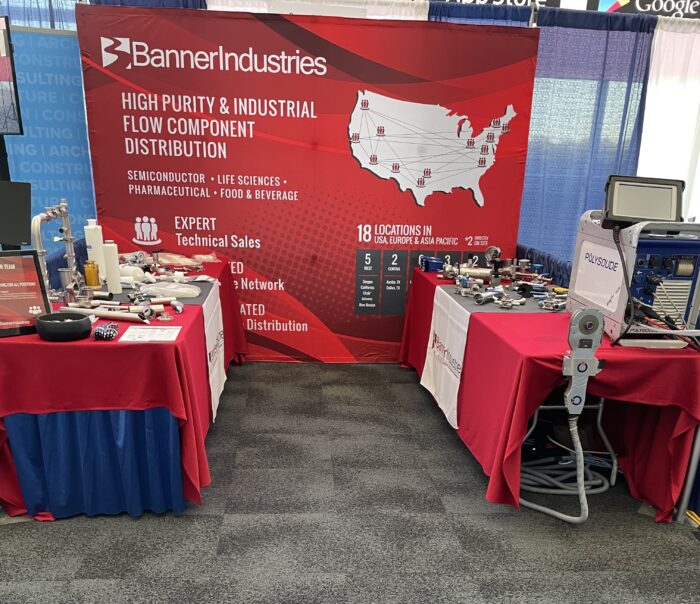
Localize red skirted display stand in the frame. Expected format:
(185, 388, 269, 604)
(0, 260, 247, 519)
(401, 269, 700, 522)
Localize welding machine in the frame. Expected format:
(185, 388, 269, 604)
(568, 176, 700, 345)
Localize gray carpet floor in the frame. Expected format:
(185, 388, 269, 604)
(1, 363, 698, 603)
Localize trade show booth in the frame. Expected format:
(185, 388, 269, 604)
(0, 1, 699, 600)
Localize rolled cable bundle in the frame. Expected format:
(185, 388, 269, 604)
(519, 416, 610, 524)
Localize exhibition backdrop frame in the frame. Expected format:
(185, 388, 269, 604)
(76, 4, 538, 361)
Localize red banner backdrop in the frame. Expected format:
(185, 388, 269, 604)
(76, 5, 538, 362)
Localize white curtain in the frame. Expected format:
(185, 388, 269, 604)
(208, 0, 268, 11)
(366, 0, 428, 20)
(637, 17, 700, 219)
(208, 0, 429, 20)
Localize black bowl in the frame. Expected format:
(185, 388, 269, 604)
(36, 312, 92, 342)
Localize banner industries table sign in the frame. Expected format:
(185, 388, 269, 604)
(0, 251, 51, 337)
(76, 5, 539, 361)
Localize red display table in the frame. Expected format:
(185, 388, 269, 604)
(0, 260, 247, 518)
(400, 269, 700, 522)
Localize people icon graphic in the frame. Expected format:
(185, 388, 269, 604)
(134, 217, 144, 242)
(132, 215, 162, 246)
(142, 216, 152, 241)
(28, 305, 42, 316)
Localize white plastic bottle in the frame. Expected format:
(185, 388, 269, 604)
(84, 218, 106, 281)
(103, 240, 122, 295)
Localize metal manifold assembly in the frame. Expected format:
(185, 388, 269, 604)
(31, 199, 83, 300)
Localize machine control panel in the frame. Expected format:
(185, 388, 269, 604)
(631, 240, 700, 326)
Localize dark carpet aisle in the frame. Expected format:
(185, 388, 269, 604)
(1, 363, 698, 603)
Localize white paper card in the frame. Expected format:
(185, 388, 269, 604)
(120, 326, 182, 343)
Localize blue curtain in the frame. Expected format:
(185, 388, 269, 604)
(0, 1, 206, 30)
(0, 1, 79, 29)
(516, 242, 572, 288)
(5, 408, 185, 518)
(518, 8, 656, 260)
(428, 1, 530, 27)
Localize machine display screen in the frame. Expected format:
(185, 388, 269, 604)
(0, 180, 31, 246)
(612, 182, 677, 221)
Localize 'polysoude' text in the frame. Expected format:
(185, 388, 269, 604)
(584, 252, 619, 272)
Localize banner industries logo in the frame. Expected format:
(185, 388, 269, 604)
(97, 37, 327, 75)
(101, 37, 132, 69)
(431, 331, 462, 378)
(208, 329, 225, 366)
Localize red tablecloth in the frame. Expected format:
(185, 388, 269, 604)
(0, 305, 210, 517)
(0, 259, 248, 518)
(399, 271, 445, 373)
(400, 269, 700, 522)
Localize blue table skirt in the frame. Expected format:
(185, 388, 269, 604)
(4, 408, 185, 519)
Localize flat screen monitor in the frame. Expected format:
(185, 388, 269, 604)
(0, 17, 22, 135)
(603, 176, 684, 228)
(0, 181, 31, 246)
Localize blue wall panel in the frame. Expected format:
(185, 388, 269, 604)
(6, 29, 95, 252)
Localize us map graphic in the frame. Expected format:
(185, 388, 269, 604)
(349, 90, 516, 207)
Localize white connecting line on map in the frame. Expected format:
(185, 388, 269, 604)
(348, 90, 516, 207)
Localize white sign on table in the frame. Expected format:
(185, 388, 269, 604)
(420, 286, 470, 428)
(120, 326, 182, 343)
(202, 281, 227, 420)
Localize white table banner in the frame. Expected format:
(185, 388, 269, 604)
(420, 286, 470, 428)
(201, 281, 227, 421)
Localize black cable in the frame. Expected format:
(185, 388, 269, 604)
(640, 270, 700, 348)
(611, 226, 635, 345)
(637, 302, 700, 350)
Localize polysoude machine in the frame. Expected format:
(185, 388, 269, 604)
(568, 176, 700, 345)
